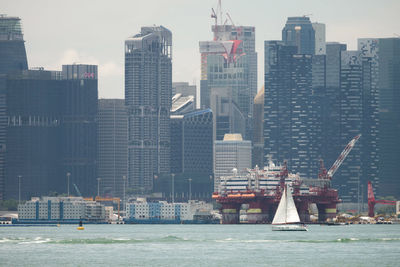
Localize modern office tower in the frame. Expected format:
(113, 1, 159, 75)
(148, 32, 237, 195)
(97, 99, 128, 199)
(358, 38, 400, 198)
(264, 41, 316, 178)
(200, 23, 257, 141)
(125, 26, 172, 192)
(337, 51, 365, 202)
(282, 16, 315, 55)
(312, 22, 326, 55)
(61, 64, 98, 197)
(172, 82, 196, 106)
(0, 15, 29, 200)
(212, 24, 258, 109)
(199, 40, 247, 140)
(156, 109, 213, 200)
(214, 134, 251, 191)
(171, 93, 195, 115)
(0, 16, 28, 75)
(252, 88, 264, 168)
(4, 70, 63, 200)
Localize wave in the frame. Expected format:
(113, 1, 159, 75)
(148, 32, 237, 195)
(1, 236, 399, 245)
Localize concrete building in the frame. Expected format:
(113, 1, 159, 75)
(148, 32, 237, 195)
(97, 99, 128, 199)
(0, 15, 28, 200)
(200, 23, 257, 141)
(125, 26, 172, 193)
(312, 22, 326, 55)
(214, 134, 251, 191)
(125, 200, 213, 222)
(282, 16, 315, 55)
(358, 38, 400, 198)
(17, 196, 106, 222)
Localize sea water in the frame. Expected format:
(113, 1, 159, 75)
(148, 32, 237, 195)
(1, 224, 399, 266)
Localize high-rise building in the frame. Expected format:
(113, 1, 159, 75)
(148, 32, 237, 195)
(61, 64, 98, 197)
(125, 26, 172, 192)
(155, 109, 213, 200)
(282, 16, 315, 55)
(214, 134, 251, 191)
(97, 99, 128, 198)
(264, 41, 316, 178)
(200, 23, 257, 141)
(358, 38, 400, 198)
(0, 16, 28, 75)
(0, 15, 28, 200)
(312, 22, 326, 55)
(4, 70, 63, 200)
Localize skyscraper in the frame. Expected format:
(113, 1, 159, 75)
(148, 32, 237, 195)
(200, 23, 257, 141)
(125, 26, 172, 192)
(312, 22, 326, 55)
(157, 108, 213, 200)
(5, 70, 62, 200)
(0, 15, 28, 200)
(358, 38, 400, 198)
(252, 88, 264, 168)
(97, 99, 128, 198)
(214, 134, 251, 191)
(282, 16, 315, 55)
(61, 64, 98, 197)
(264, 41, 316, 178)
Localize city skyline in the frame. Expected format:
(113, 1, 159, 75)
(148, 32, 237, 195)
(2, 0, 399, 99)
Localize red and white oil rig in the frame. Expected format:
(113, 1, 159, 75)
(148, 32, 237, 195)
(212, 135, 361, 224)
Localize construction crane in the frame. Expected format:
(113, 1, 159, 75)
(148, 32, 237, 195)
(367, 181, 396, 217)
(319, 134, 361, 180)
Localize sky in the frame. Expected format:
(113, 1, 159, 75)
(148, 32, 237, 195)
(2, 0, 400, 99)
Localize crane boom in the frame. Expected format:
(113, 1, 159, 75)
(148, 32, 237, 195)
(368, 181, 396, 217)
(73, 183, 82, 197)
(326, 134, 361, 179)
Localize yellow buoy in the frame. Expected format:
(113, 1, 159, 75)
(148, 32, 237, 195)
(77, 226, 84, 230)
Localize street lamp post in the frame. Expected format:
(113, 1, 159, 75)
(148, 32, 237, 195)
(97, 178, 101, 197)
(188, 178, 192, 201)
(17, 175, 22, 205)
(171, 173, 175, 203)
(66, 172, 71, 196)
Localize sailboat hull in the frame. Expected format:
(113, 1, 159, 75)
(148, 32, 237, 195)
(272, 224, 308, 231)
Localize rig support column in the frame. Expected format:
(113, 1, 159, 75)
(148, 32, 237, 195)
(221, 203, 241, 224)
(247, 200, 269, 223)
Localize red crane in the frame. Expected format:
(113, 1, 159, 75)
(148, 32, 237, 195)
(368, 181, 396, 217)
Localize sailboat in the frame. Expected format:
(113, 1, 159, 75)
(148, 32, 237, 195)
(272, 185, 307, 231)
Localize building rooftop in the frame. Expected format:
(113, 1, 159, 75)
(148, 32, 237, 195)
(223, 134, 243, 141)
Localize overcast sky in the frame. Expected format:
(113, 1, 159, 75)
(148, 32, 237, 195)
(2, 0, 399, 99)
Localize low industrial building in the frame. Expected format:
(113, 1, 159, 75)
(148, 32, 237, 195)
(16, 196, 106, 223)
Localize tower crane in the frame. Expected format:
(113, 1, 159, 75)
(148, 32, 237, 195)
(319, 134, 361, 180)
(367, 181, 396, 217)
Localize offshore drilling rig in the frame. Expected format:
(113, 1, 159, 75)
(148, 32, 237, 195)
(212, 135, 361, 224)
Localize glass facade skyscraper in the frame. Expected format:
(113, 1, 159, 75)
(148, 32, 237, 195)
(282, 16, 315, 55)
(97, 99, 128, 199)
(263, 41, 316, 178)
(125, 26, 172, 193)
(358, 38, 400, 198)
(0, 15, 28, 200)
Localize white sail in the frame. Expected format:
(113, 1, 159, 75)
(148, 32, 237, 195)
(285, 185, 300, 223)
(272, 187, 287, 225)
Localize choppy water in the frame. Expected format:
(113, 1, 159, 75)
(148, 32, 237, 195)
(1, 224, 399, 266)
